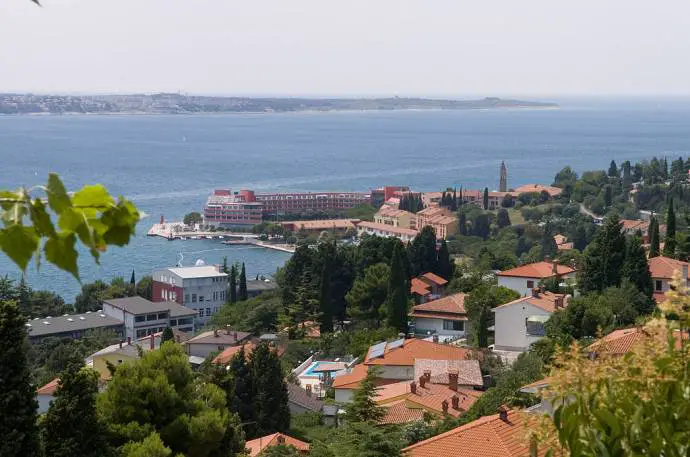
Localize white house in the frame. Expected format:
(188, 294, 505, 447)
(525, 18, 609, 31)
(496, 261, 576, 297)
(409, 292, 468, 338)
(184, 328, 252, 358)
(648, 256, 689, 303)
(492, 289, 568, 352)
(356, 221, 418, 243)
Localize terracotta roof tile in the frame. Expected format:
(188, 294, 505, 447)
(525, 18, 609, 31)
(358, 221, 419, 237)
(37, 377, 60, 395)
(648, 255, 690, 280)
(497, 261, 575, 279)
(364, 339, 474, 366)
(414, 359, 483, 387)
(411, 278, 432, 296)
(213, 342, 257, 365)
(331, 364, 401, 390)
(493, 291, 568, 314)
(410, 293, 466, 317)
(514, 184, 562, 197)
(403, 410, 544, 457)
(245, 433, 310, 457)
(376, 381, 483, 418)
(421, 272, 449, 286)
(380, 400, 426, 425)
(586, 327, 689, 356)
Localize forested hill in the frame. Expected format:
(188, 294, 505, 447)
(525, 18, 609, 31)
(0, 93, 558, 115)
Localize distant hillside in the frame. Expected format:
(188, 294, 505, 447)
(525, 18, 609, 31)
(0, 93, 558, 115)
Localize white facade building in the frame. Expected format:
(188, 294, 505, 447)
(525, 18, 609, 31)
(496, 261, 576, 297)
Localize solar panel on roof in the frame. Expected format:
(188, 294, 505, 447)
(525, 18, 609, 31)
(368, 341, 387, 359)
(388, 338, 405, 350)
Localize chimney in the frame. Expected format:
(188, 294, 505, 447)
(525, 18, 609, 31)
(423, 370, 432, 382)
(119, 340, 123, 348)
(150, 333, 155, 350)
(532, 287, 540, 298)
(276, 435, 285, 445)
(441, 399, 449, 414)
(448, 370, 458, 392)
(410, 381, 417, 395)
(305, 384, 312, 397)
(127, 336, 131, 345)
(451, 395, 459, 410)
(226, 325, 232, 335)
(497, 404, 510, 422)
(554, 296, 563, 309)
(552, 259, 559, 275)
(419, 376, 426, 389)
(432, 334, 439, 343)
(213, 328, 218, 338)
(233, 331, 238, 341)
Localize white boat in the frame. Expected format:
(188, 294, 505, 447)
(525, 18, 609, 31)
(218, 235, 224, 239)
(205, 236, 213, 240)
(190, 236, 200, 240)
(180, 237, 188, 241)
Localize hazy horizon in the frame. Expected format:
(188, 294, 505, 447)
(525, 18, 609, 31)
(2, 0, 689, 96)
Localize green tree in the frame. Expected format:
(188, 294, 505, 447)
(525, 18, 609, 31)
(221, 256, 229, 274)
(161, 326, 175, 344)
(649, 216, 660, 258)
(130, 269, 136, 286)
(74, 280, 111, 313)
(603, 185, 613, 207)
(262, 444, 302, 457)
(136, 275, 153, 301)
(345, 367, 385, 423)
(458, 211, 467, 236)
(41, 361, 111, 457)
(386, 242, 409, 333)
(310, 422, 403, 457)
(121, 432, 177, 457)
(472, 213, 491, 240)
(608, 159, 618, 177)
(249, 343, 290, 436)
(319, 259, 333, 334)
(540, 223, 558, 259)
(482, 187, 489, 210)
(0, 173, 139, 279)
(410, 226, 438, 276)
(578, 215, 626, 293)
(496, 208, 511, 229)
(664, 199, 677, 257)
(239, 262, 248, 301)
(0, 300, 40, 457)
(183, 211, 203, 226)
(622, 235, 653, 298)
(435, 240, 454, 281)
(98, 342, 245, 457)
(476, 304, 489, 348)
(345, 263, 390, 327)
(224, 346, 256, 436)
(229, 264, 238, 304)
(621, 160, 633, 188)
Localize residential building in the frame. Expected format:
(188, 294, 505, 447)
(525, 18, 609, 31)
(287, 382, 325, 417)
(409, 292, 468, 338)
(245, 433, 310, 457)
(553, 234, 574, 251)
(332, 338, 475, 403)
(647, 255, 689, 302)
(415, 206, 458, 239)
(184, 328, 252, 358)
(410, 272, 448, 304)
(587, 327, 688, 357)
(514, 184, 563, 198)
(492, 289, 568, 351)
(460, 189, 512, 210)
(36, 378, 59, 414)
(370, 186, 411, 208)
(152, 264, 229, 324)
(102, 296, 196, 340)
(519, 377, 556, 415)
(212, 341, 285, 365)
(25, 311, 124, 344)
(280, 218, 360, 235)
(357, 221, 418, 242)
(496, 260, 576, 297)
(374, 206, 416, 229)
(203, 189, 264, 227)
(402, 409, 536, 457)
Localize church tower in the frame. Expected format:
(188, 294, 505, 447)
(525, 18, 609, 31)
(499, 161, 508, 192)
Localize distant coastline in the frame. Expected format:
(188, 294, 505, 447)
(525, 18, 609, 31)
(0, 93, 558, 116)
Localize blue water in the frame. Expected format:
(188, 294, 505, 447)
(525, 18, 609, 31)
(302, 361, 327, 377)
(2, 98, 690, 301)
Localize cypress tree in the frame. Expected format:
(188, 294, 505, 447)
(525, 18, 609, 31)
(458, 211, 467, 236)
(608, 160, 618, 177)
(17, 276, 31, 317)
(411, 226, 438, 275)
(386, 242, 409, 333)
(230, 264, 238, 303)
(227, 347, 256, 437)
(458, 186, 463, 206)
(663, 199, 677, 257)
(603, 185, 613, 208)
(0, 300, 39, 457)
(222, 256, 229, 274)
(622, 160, 632, 188)
(483, 187, 489, 210)
(622, 235, 653, 299)
(250, 344, 290, 436)
(41, 361, 110, 457)
(345, 367, 385, 423)
(130, 269, 136, 286)
(649, 216, 660, 258)
(239, 263, 248, 301)
(451, 188, 458, 211)
(435, 240, 454, 281)
(476, 305, 489, 348)
(578, 215, 627, 293)
(496, 208, 511, 229)
(319, 260, 333, 334)
(161, 326, 174, 344)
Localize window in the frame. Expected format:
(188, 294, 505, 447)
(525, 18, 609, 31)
(135, 316, 146, 323)
(199, 296, 205, 302)
(218, 346, 225, 351)
(146, 313, 157, 321)
(157, 312, 168, 320)
(526, 320, 546, 336)
(178, 318, 193, 326)
(443, 320, 464, 331)
(526, 280, 535, 289)
(206, 307, 211, 316)
(655, 280, 663, 292)
(170, 319, 177, 327)
(136, 329, 147, 338)
(185, 294, 190, 303)
(192, 294, 197, 303)
(198, 309, 204, 318)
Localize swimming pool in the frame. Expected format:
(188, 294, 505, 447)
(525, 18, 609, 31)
(302, 361, 328, 377)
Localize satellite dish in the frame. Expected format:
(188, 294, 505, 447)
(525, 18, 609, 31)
(195, 259, 206, 266)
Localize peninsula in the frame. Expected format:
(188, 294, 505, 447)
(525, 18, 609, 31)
(0, 93, 557, 115)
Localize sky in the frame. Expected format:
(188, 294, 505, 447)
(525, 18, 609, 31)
(1, 0, 689, 97)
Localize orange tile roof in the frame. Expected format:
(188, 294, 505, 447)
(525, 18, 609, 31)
(380, 400, 426, 425)
(364, 338, 474, 366)
(421, 272, 449, 286)
(410, 293, 467, 317)
(586, 327, 689, 356)
(245, 433, 310, 457)
(213, 342, 257, 365)
(358, 221, 419, 237)
(411, 278, 432, 296)
(648, 255, 690, 280)
(496, 261, 575, 279)
(417, 206, 449, 218)
(37, 377, 60, 395)
(403, 410, 542, 457)
(493, 291, 568, 314)
(557, 242, 574, 251)
(377, 206, 412, 218)
(414, 359, 483, 387)
(331, 364, 401, 390)
(284, 219, 360, 231)
(514, 184, 562, 197)
(375, 381, 483, 419)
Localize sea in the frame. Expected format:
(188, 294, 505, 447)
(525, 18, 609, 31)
(2, 97, 690, 303)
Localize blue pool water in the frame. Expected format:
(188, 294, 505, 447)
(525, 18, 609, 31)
(302, 361, 328, 377)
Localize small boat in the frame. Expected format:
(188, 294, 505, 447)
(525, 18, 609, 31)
(218, 235, 225, 239)
(190, 236, 200, 240)
(180, 237, 188, 241)
(205, 236, 213, 240)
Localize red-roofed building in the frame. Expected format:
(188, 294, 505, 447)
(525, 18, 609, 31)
(410, 272, 448, 304)
(587, 327, 688, 357)
(37, 377, 60, 414)
(497, 260, 576, 296)
(245, 433, 310, 457)
(415, 206, 458, 240)
(409, 292, 468, 338)
(648, 256, 690, 302)
(514, 184, 562, 198)
(492, 290, 568, 351)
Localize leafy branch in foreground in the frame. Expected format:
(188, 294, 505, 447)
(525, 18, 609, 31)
(0, 173, 140, 279)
